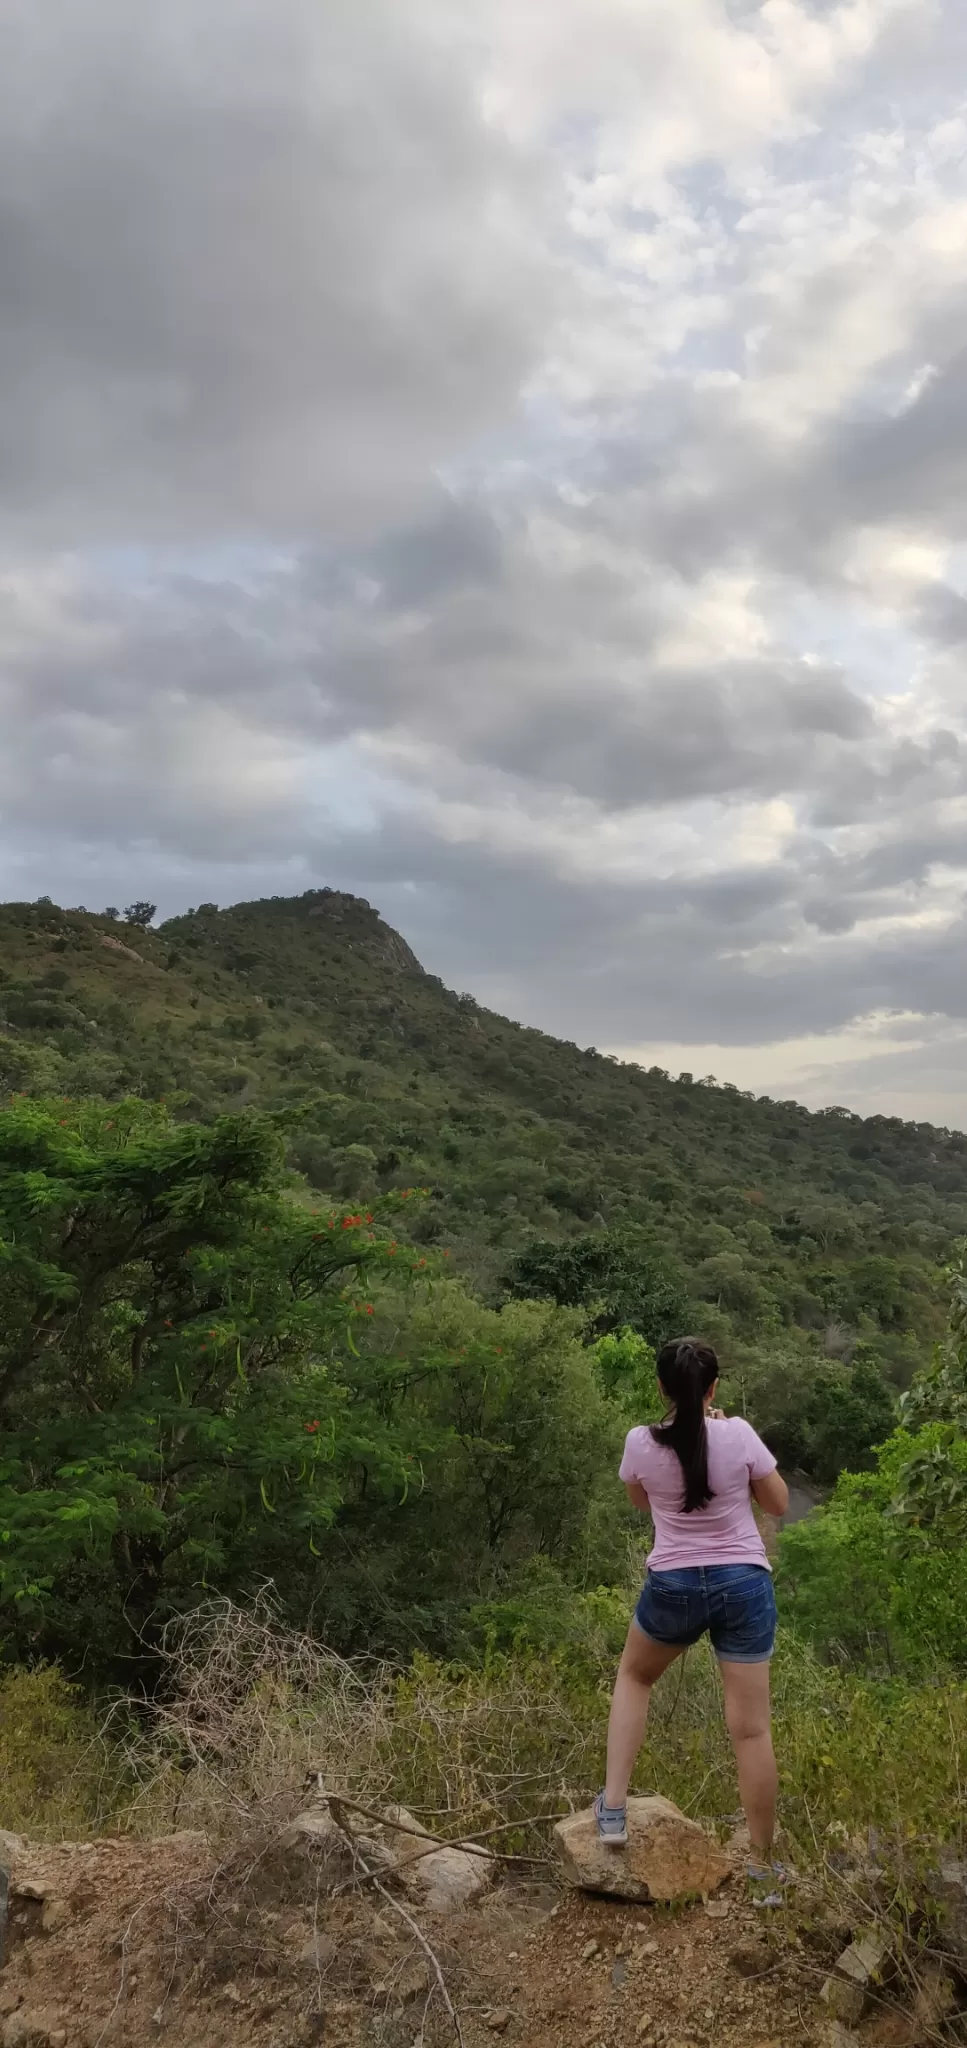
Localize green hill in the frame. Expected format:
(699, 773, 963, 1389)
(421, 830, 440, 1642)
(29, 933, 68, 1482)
(2, 886, 965, 1461)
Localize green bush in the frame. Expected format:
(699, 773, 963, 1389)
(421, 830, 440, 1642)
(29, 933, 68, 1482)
(0, 1665, 119, 1837)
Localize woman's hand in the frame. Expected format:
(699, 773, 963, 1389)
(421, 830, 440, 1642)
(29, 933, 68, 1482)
(707, 1405, 726, 1420)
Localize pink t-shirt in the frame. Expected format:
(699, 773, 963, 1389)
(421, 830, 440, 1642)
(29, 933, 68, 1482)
(619, 1416, 777, 1572)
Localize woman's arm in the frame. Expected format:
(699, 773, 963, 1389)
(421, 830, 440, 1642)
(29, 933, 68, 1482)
(624, 1478, 650, 1513)
(751, 1468, 789, 1518)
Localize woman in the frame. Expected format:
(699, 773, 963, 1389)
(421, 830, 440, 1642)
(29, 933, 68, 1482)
(595, 1337, 789, 1903)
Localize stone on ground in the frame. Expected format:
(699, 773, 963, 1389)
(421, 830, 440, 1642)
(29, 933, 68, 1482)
(384, 1805, 495, 1914)
(553, 1795, 731, 1904)
(819, 1932, 893, 2026)
(278, 1800, 493, 1912)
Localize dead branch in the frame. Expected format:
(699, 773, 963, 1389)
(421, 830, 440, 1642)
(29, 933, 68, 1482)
(329, 1796, 465, 2048)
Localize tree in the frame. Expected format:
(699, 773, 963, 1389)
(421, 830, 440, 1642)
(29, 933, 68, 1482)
(780, 1251, 967, 1671)
(124, 902, 157, 928)
(104, 907, 119, 921)
(591, 1326, 662, 1419)
(0, 1097, 412, 1677)
(324, 1286, 626, 1646)
(801, 1358, 896, 1483)
(506, 1231, 689, 1345)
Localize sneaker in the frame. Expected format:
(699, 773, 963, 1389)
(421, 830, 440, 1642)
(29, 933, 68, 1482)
(746, 1859, 793, 1909)
(593, 1793, 628, 1846)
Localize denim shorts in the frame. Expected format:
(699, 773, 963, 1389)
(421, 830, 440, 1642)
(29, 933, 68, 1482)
(634, 1564, 777, 1663)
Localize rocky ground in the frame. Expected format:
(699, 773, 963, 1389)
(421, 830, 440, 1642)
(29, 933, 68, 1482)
(0, 1806, 961, 2048)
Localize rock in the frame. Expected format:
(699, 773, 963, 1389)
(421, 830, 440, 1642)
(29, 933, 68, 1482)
(820, 1933, 893, 2026)
(292, 1800, 490, 1914)
(928, 1853, 967, 1969)
(383, 1808, 493, 1915)
(40, 1899, 71, 1937)
(276, 1807, 378, 1893)
(611, 1959, 628, 1988)
(290, 1930, 338, 1973)
(581, 1941, 599, 1961)
(554, 1797, 730, 1905)
(99, 936, 144, 964)
(485, 2011, 512, 2033)
(405, 1839, 493, 1913)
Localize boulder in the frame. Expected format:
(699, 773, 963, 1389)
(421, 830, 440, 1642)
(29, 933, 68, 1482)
(275, 1808, 360, 1893)
(278, 1802, 491, 1913)
(383, 1807, 494, 1914)
(553, 1796, 731, 1904)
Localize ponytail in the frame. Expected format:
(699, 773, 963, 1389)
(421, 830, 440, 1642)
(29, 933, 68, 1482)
(650, 1338, 718, 1513)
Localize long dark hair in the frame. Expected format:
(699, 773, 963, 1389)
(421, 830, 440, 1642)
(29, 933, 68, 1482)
(650, 1337, 719, 1513)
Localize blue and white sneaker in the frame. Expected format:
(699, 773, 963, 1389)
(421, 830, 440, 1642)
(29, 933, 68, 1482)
(593, 1792, 628, 1846)
(747, 1859, 794, 1908)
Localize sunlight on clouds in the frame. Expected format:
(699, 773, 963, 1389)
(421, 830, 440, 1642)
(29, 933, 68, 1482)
(608, 1008, 940, 1105)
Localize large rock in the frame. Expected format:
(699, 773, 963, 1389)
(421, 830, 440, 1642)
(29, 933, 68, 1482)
(276, 1808, 380, 1893)
(277, 1803, 493, 1914)
(382, 1806, 495, 1915)
(553, 1796, 730, 1904)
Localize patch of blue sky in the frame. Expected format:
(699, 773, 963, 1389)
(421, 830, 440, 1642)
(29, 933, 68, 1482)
(669, 159, 747, 234)
(301, 739, 408, 838)
(79, 538, 294, 595)
(771, 588, 926, 700)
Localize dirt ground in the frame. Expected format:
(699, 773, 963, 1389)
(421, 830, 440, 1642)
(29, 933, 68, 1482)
(0, 1828, 949, 2048)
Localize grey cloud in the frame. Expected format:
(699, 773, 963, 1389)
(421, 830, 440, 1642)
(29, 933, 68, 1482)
(0, 0, 555, 543)
(326, 812, 967, 1049)
(917, 587, 967, 645)
(2, 532, 881, 815)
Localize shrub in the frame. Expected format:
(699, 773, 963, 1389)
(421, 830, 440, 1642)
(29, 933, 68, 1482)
(0, 1665, 120, 1838)
(118, 1597, 967, 1873)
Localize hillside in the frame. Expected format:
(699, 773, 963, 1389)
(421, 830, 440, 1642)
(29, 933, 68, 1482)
(2, 886, 966, 1448)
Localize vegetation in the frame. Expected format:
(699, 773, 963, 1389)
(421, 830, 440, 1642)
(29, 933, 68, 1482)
(1, 886, 967, 1884)
(2, 887, 963, 1486)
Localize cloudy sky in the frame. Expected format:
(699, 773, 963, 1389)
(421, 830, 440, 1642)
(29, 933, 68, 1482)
(4, 0, 967, 1123)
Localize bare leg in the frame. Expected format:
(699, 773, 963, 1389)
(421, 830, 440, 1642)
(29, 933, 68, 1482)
(719, 1659, 777, 1857)
(604, 1622, 682, 1808)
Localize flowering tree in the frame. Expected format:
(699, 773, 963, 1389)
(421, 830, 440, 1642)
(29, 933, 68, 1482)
(0, 1097, 423, 1674)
